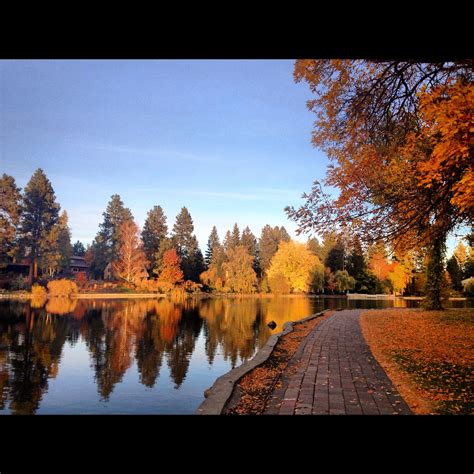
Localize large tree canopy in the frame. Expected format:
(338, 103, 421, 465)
(286, 60, 473, 309)
(286, 60, 472, 247)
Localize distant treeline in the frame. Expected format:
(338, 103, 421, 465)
(1, 169, 473, 296)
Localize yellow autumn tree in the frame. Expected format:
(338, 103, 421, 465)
(453, 241, 468, 271)
(222, 245, 257, 293)
(267, 240, 324, 293)
(387, 262, 410, 295)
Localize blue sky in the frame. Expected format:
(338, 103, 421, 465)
(0, 60, 463, 254)
(1, 60, 329, 249)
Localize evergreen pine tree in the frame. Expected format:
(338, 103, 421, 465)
(259, 225, 286, 275)
(171, 207, 202, 281)
(142, 205, 168, 270)
(172, 207, 195, 255)
(424, 238, 447, 310)
(278, 226, 291, 242)
(205, 226, 221, 267)
(91, 194, 133, 277)
(0, 174, 22, 263)
(307, 237, 324, 261)
(230, 223, 240, 248)
(241, 226, 259, 274)
(464, 246, 474, 279)
(19, 169, 60, 281)
(347, 237, 365, 278)
(346, 237, 372, 293)
(57, 210, 73, 270)
(324, 235, 345, 272)
(223, 230, 233, 254)
(191, 246, 206, 282)
(319, 231, 339, 266)
(446, 255, 463, 291)
(72, 241, 86, 256)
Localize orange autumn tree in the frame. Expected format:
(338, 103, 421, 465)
(416, 80, 474, 218)
(286, 60, 473, 309)
(368, 245, 394, 281)
(113, 220, 149, 286)
(158, 248, 184, 286)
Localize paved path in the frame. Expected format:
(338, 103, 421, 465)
(265, 310, 412, 415)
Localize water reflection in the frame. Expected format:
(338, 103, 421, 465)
(0, 301, 69, 414)
(0, 296, 470, 414)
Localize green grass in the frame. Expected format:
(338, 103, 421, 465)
(391, 351, 473, 415)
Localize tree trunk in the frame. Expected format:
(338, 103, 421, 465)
(28, 262, 33, 286)
(423, 235, 446, 310)
(33, 257, 38, 279)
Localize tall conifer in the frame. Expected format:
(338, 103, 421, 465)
(19, 169, 60, 281)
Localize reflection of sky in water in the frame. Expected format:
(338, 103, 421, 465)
(0, 296, 469, 414)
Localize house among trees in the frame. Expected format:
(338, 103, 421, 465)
(1, 262, 31, 276)
(68, 256, 89, 276)
(104, 262, 113, 280)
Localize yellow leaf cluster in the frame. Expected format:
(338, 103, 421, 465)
(267, 240, 324, 293)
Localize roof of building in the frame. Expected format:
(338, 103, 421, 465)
(69, 256, 89, 268)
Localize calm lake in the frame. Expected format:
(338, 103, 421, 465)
(0, 296, 471, 414)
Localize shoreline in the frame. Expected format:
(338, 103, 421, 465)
(196, 309, 331, 415)
(73, 293, 167, 299)
(0, 291, 470, 301)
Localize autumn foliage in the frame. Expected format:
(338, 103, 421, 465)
(30, 283, 48, 308)
(158, 249, 184, 285)
(222, 246, 257, 293)
(47, 279, 78, 297)
(267, 272, 291, 295)
(287, 60, 473, 309)
(267, 240, 324, 293)
(112, 220, 149, 286)
(75, 271, 88, 289)
(416, 80, 474, 217)
(31, 283, 47, 299)
(45, 297, 78, 315)
(361, 309, 474, 414)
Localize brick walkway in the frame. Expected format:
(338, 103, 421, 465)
(265, 310, 412, 415)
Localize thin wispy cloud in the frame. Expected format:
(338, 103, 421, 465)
(133, 187, 299, 202)
(184, 190, 267, 201)
(82, 143, 229, 165)
(256, 187, 303, 197)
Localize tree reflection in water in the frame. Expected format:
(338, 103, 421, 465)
(0, 296, 331, 413)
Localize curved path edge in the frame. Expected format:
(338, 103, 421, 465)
(195, 309, 331, 415)
(268, 309, 413, 415)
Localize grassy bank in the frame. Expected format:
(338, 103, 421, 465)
(360, 309, 474, 414)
